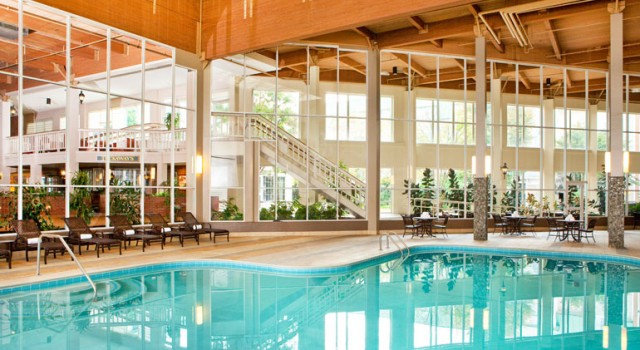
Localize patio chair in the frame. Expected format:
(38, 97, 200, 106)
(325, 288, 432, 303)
(401, 215, 421, 237)
(178, 212, 230, 243)
(579, 219, 597, 243)
(520, 215, 538, 236)
(432, 214, 449, 238)
(64, 217, 122, 258)
(546, 217, 564, 241)
(11, 219, 68, 265)
(633, 212, 640, 229)
(0, 247, 10, 268)
(491, 213, 508, 234)
(108, 215, 164, 252)
(147, 213, 199, 247)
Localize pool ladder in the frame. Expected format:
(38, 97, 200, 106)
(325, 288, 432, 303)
(35, 233, 97, 298)
(379, 231, 410, 271)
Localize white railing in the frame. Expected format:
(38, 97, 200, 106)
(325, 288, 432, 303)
(6, 130, 66, 154)
(6, 128, 186, 155)
(36, 233, 97, 298)
(379, 231, 410, 271)
(245, 113, 366, 210)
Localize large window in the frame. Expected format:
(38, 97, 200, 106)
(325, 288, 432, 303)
(555, 108, 587, 149)
(507, 105, 541, 148)
(325, 93, 367, 141)
(625, 113, 640, 152)
(416, 99, 475, 145)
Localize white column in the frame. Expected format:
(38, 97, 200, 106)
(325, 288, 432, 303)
(542, 99, 555, 191)
(490, 78, 503, 189)
(29, 164, 41, 184)
(67, 94, 80, 176)
(587, 104, 599, 188)
(475, 36, 487, 177)
(609, 9, 624, 177)
(366, 48, 381, 233)
(0, 101, 10, 184)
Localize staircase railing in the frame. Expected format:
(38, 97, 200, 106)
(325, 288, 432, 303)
(246, 114, 366, 211)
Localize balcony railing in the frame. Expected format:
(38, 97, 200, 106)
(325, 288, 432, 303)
(5, 129, 186, 155)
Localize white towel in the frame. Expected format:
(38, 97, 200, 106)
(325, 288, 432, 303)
(162, 227, 171, 233)
(192, 224, 202, 230)
(27, 238, 40, 244)
(566, 214, 575, 221)
(513, 211, 520, 217)
(80, 234, 92, 240)
(421, 212, 431, 218)
(124, 229, 136, 236)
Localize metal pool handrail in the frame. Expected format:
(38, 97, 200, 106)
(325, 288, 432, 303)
(379, 232, 410, 271)
(36, 233, 97, 298)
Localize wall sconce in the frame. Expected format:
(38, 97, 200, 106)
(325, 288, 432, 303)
(78, 90, 85, 104)
(46, 97, 51, 105)
(60, 169, 66, 178)
(9, 105, 16, 116)
(471, 155, 491, 176)
(604, 151, 630, 173)
(195, 155, 203, 174)
(603, 325, 609, 348)
(195, 305, 204, 325)
(150, 167, 156, 180)
(500, 162, 509, 178)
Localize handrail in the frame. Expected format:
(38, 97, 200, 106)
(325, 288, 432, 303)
(36, 233, 97, 298)
(378, 231, 410, 271)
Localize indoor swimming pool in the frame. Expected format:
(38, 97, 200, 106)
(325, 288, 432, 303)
(0, 247, 637, 349)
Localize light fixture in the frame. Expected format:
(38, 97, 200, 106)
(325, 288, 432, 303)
(46, 97, 51, 105)
(482, 309, 490, 331)
(471, 155, 491, 176)
(195, 155, 203, 174)
(9, 105, 16, 116)
(545, 78, 551, 87)
(603, 325, 609, 349)
(78, 90, 85, 104)
(624, 151, 630, 173)
(500, 280, 507, 296)
(604, 152, 629, 173)
(500, 162, 509, 178)
(195, 305, 204, 325)
(60, 169, 66, 177)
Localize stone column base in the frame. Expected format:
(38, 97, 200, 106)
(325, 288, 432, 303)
(608, 176, 625, 248)
(473, 177, 488, 241)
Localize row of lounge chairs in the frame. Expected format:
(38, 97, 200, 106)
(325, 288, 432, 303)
(0, 212, 230, 268)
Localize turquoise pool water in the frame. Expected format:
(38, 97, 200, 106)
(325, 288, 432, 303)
(0, 247, 638, 350)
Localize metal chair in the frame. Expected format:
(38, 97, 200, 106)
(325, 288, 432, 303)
(491, 213, 508, 234)
(579, 219, 597, 243)
(520, 215, 538, 236)
(432, 214, 449, 238)
(401, 215, 421, 237)
(11, 219, 68, 264)
(546, 217, 564, 241)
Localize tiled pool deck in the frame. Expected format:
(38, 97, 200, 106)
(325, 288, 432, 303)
(2, 229, 640, 290)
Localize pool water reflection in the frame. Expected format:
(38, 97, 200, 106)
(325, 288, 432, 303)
(0, 252, 637, 349)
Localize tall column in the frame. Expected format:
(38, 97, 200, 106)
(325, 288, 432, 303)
(542, 99, 555, 192)
(490, 78, 503, 191)
(472, 255, 489, 350)
(29, 164, 41, 184)
(587, 104, 600, 195)
(474, 35, 488, 240)
(608, 4, 625, 248)
(366, 47, 381, 234)
(0, 100, 11, 184)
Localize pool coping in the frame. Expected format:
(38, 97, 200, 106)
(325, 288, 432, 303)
(2, 244, 640, 296)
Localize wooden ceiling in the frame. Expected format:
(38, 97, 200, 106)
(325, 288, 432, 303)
(239, 0, 640, 102)
(0, 3, 170, 93)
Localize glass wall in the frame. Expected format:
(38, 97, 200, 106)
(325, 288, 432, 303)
(210, 45, 368, 221)
(0, 1, 192, 231)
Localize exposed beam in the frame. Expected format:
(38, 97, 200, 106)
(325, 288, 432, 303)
(429, 39, 443, 48)
(353, 26, 377, 46)
(468, 4, 504, 54)
(393, 53, 428, 78)
(339, 56, 366, 75)
(408, 16, 428, 34)
(518, 70, 531, 89)
(544, 20, 562, 61)
(378, 16, 475, 48)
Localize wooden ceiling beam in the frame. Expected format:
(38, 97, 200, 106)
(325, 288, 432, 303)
(518, 71, 531, 90)
(544, 20, 563, 61)
(393, 53, 428, 78)
(339, 56, 366, 75)
(353, 26, 377, 46)
(378, 16, 475, 48)
(408, 16, 428, 34)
